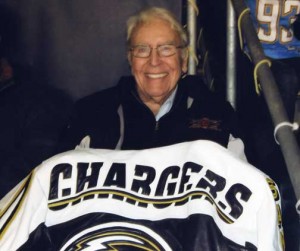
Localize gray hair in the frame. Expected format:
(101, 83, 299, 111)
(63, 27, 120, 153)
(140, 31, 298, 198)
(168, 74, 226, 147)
(126, 7, 189, 49)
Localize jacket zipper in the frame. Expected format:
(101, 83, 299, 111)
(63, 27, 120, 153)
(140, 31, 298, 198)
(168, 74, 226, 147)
(155, 121, 159, 131)
(131, 90, 159, 132)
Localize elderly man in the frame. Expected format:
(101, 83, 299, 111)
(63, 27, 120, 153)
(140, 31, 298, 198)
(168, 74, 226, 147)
(60, 7, 246, 160)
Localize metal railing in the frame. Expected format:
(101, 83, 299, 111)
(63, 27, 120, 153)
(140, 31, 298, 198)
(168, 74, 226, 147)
(230, 0, 300, 227)
(226, 0, 237, 109)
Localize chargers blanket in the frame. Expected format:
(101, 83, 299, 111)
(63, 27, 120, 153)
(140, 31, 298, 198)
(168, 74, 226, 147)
(0, 140, 284, 250)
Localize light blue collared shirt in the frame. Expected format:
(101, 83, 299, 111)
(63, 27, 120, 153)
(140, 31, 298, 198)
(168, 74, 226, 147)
(155, 86, 178, 121)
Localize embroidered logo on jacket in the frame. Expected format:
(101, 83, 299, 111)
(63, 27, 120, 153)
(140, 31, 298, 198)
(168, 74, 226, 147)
(189, 117, 221, 131)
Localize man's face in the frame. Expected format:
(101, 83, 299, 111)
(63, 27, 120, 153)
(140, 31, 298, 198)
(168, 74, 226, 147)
(128, 19, 187, 105)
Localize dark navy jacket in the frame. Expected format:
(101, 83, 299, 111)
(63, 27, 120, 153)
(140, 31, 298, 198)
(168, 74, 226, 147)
(60, 75, 243, 151)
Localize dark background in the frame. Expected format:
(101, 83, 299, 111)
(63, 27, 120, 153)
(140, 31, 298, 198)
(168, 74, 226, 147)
(0, 0, 189, 100)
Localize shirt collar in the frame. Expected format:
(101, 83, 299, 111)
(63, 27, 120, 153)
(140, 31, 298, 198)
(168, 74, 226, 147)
(155, 85, 178, 121)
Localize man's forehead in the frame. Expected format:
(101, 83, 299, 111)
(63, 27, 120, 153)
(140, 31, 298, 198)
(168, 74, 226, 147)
(131, 20, 179, 44)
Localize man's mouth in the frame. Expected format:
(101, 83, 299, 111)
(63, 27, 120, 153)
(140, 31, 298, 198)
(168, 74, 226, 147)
(146, 73, 168, 79)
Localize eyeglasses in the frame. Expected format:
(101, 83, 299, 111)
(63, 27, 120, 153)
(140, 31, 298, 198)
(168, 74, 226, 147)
(130, 44, 184, 58)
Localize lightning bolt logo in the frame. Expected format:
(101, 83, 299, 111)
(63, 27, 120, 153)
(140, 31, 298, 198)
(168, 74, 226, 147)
(60, 222, 172, 251)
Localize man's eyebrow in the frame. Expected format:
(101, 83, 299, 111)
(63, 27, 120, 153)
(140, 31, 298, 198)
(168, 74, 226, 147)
(131, 44, 149, 47)
(158, 41, 176, 45)
(131, 41, 177, 48)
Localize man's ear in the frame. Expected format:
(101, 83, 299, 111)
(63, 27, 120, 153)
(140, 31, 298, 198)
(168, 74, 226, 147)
(127, 52, 132, 66)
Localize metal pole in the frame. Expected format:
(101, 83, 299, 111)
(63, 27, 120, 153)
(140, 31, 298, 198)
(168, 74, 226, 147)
(187, 0, 197, 75)
(226, 0, 237, 109)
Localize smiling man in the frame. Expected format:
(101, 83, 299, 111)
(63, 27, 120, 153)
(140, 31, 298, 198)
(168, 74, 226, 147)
(128, 14, 188, 115)
(59, 7, 246, 159)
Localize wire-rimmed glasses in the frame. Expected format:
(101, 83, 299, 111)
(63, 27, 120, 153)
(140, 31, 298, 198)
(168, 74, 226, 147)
(130, 44, 184, 58)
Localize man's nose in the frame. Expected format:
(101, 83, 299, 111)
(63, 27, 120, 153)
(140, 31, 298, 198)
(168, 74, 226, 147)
(149, 48, 161, 66)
